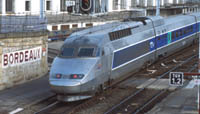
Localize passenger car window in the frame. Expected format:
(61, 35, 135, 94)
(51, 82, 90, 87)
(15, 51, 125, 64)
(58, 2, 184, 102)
(180, 30, 183, 36)
(187, 27, 191, 33)
(102, 50, 105, 56)
(184, 28, 187, 34)
(60, 48, 74, 57)
(176, 31, 179, 38)
(78, 48, 94, 57)
(190, 26, 193, 32)
(172, 32, 175, 40)
(157, 36, 161, 40)
(163, 34, 167, 39)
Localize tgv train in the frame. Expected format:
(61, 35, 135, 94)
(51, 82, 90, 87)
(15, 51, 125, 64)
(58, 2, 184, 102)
(49, 12, 200, 102)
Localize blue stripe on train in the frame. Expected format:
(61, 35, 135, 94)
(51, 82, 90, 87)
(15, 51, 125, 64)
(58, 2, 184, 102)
(112, 41, 149, 69)
(112, 23, 199, 70)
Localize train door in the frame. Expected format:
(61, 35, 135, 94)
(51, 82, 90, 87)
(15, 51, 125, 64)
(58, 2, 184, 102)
(100, 45, 112, 89)
(150, 28, 157, 62)
(155, 27, 168, 58)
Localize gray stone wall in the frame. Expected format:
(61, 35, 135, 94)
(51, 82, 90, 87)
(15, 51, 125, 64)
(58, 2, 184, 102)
(0, 32, 48, 90)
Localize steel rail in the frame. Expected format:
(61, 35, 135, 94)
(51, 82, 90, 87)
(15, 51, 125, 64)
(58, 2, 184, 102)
(34, 101, 60, 114)
(133, 90, 167, 114)
(104, 54, 197, 114)
(133, 59, 198, 114)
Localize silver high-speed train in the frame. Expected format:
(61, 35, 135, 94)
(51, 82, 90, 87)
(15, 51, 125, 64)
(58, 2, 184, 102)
(49, 12, 200, 102)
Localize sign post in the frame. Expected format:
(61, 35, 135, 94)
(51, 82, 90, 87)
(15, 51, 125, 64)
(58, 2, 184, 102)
(195, 76, 200, 114)
(169, 72, 184, 86)
(40, 0, 45, 19)
(190, 75, 200, 114)
(198, 31, 200, 114)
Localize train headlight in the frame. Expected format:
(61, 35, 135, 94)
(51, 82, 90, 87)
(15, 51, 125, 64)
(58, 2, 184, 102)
(70, 74, 84, 79)
(56, 74, 62, 79)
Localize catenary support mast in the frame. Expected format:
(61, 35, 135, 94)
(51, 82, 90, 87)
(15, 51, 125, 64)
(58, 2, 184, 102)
(156, 0, 160, 16)
(40, 0, 45, 19)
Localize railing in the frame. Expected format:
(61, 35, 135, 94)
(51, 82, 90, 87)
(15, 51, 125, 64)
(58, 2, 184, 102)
(0, 15, 47, 34)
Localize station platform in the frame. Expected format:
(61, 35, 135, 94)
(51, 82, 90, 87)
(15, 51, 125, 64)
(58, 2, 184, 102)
(147, 81, 199, 114)
(0, 74, 54, 113)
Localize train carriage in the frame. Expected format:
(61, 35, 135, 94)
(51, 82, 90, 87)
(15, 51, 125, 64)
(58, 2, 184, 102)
(49, 12, 200, 102)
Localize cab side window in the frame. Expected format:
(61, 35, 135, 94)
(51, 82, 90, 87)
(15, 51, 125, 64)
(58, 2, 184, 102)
(102, 50, 105, 56)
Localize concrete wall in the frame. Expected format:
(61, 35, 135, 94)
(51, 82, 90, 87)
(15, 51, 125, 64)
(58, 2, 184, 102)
(0, 32, 48, 90)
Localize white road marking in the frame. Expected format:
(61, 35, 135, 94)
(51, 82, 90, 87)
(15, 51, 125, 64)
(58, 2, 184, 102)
(9, 108, 23, 114)
(185, 80, 196, 89)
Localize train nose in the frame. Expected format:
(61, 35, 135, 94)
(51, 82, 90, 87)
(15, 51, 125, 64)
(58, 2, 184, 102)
(50, 80, 81, 94)
(49, 57, 99, 94)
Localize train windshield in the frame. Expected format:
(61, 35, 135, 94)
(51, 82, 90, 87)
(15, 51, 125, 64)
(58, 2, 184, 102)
(78, 48, 94, 57)
(60, 48, 74, 57)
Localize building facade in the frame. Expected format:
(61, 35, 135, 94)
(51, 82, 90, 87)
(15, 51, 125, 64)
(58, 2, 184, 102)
(0, 0, 133, 15)
(0, 0, 193, 15)
(0, 0, 61, 15)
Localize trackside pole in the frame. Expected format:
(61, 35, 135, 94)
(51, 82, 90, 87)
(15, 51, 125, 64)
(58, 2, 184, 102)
(198, 32, 200, 114)
(198, 83, 200, 114)
(156, 0, 160, 16)
(40, 0, 45, 19)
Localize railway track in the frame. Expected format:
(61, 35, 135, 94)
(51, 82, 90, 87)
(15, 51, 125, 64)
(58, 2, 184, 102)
(104, 54, 198, 114)
(34, 101, 59, 114)
(34, 101, 83, 114)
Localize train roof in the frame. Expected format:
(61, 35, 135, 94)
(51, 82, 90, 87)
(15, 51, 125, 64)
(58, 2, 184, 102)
(65, 21, 143, 46)
(164, 12, 200, 25)
(65, 16, 164, 45)
(64, 12, 200, 46)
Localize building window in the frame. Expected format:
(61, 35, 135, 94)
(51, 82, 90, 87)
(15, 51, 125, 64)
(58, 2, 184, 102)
(113, 0, 119, 10)
(52, 26, 58, 31)
(6, 0, 13, 12)
(61, 25, 70, 30)
(121, 0, 126, 9)
(46, 0, 51, 11)
(61, 0, 66, 11)
(72, 24, 78, 28)
(25, 1, 31, 11)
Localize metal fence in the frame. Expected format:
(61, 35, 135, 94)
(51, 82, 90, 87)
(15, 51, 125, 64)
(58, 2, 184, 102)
(0, 10, 145, 34)
(0, 16, 47, 33)
(46, 10, 146, 24)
